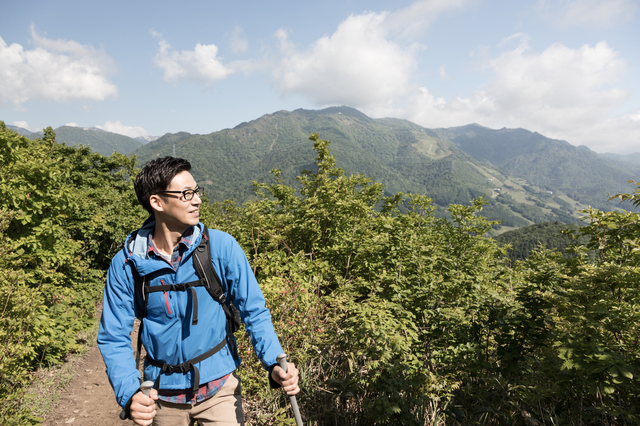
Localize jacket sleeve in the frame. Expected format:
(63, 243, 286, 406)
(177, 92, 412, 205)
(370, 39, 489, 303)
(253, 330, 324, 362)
(217, 232, 284, 370)
(97, 251, 142, 408)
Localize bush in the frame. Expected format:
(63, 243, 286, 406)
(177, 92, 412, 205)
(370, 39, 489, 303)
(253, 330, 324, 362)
(0, 122, 145, 423)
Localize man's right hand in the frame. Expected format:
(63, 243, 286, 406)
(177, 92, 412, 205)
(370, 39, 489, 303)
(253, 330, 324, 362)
(130, 388, 158, 426)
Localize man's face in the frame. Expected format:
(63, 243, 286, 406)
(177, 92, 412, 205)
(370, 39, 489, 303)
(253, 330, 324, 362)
(153, 170, 201, 230)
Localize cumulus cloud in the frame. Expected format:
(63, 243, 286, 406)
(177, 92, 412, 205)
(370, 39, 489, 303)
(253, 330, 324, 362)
(0, 25, 118, 107)
(97, 121, 149, 138)
(272, 12, 417, 107)
(152, 31, 254, 84)
(553, 0, 638, 27)
(398, 34, 639, 153)
(12, 121, 35, 131)
(271, 0, 467, 108)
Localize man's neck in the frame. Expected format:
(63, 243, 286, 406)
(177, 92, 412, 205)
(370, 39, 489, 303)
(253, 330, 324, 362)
(152, 220, 189, 256)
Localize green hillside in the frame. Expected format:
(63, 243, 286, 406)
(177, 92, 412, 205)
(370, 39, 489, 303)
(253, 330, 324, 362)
(493, 221, 591, 262)
(601, 151, 640, 167)
(435, 124, 639, 211)
(131, 107, 638, 229)
(134, 107, 477, 203)
(53, 126, 143, 156)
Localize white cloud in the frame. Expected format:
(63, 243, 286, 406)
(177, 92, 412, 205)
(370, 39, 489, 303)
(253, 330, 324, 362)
(554, 0, 638, 27)
(97, 121, 149, 138)
(385, 0, 469, 39)
(396, 35, 639, 153)
(272, 12, 417, 107)
(65, 122, 78, 127)
(228, 26, 249, 54)
(0, 25, 118, 107)
(271, 0, 467, 108)
(152, 31, 254, 84)
(12, 121, 35, 131)
(485, 38, 627, 128)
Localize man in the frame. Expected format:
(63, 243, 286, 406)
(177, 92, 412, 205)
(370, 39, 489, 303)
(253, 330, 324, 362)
(98, 157, 299, 425)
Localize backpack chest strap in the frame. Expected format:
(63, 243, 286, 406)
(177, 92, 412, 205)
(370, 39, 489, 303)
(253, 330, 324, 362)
(145, 279, 203, 325)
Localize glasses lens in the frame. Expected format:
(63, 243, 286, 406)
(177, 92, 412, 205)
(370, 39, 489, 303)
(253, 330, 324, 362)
(184, 187, 201, 201)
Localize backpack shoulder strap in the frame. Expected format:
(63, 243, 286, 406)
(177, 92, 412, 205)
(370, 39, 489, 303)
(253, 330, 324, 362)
(193, 226, 241, 333)
(129, 260, 149, 375)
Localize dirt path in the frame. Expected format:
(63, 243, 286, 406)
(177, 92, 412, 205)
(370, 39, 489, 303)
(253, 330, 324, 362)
(41, 318, 140, 426)
(41, 342, 131, 426)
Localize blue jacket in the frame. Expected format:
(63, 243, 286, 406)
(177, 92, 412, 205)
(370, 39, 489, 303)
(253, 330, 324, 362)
(97, 219, 283, 408)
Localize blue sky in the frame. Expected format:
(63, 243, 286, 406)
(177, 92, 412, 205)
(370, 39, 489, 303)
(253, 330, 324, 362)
(1, 0, 639, 153)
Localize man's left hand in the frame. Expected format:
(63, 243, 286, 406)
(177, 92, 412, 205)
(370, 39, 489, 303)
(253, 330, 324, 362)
(271, 362, 300, 395)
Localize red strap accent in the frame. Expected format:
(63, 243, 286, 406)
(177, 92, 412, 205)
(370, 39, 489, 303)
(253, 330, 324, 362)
(162, 280, 172, 315)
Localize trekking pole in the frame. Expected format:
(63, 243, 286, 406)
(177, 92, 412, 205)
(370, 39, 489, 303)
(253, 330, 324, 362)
(276, 353, 303, 426)
(140, 380, 154, 397)
(120, 380, 156, 420)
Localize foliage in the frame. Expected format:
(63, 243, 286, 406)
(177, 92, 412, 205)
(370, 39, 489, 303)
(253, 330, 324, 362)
(0, 122, 145, 423)
(207, 134, 510, 424)
(206, 134, 640, 425)
(3, 121, 640, 425)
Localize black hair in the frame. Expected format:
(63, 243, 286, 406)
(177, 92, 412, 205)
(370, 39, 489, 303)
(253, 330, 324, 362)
(134, 157, 192, 215)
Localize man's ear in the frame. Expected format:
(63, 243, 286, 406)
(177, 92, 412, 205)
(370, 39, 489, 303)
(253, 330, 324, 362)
(149, 194, 164, 214)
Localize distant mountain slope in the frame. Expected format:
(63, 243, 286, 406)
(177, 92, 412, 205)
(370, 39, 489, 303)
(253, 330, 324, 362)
(15, 106, 625, 230)
(54, 126, 143, 156)
(133, 107, 500, 206)
(434, 124, 639, 210)
(132, 106, 634, 230)
(493, 222, 584, 262)
(7, 125, 44, 139)
(7, 124, 144, 156)
(601, 152, 640, 167)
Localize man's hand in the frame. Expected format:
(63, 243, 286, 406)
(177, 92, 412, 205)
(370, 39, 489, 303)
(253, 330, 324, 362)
(271, 362, 300, 395)
(130, 388, 158, 426)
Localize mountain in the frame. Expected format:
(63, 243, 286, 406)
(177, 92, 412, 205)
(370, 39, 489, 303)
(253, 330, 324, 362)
(601, 152, 640, 167)
(10, 123, 154, 154)
(433, 124, 639, 211)
(493, 222, 586, 262)
(133, 106, 491, 206)
(53, 126, 143, 156)
(135, 135, 159, 144)
(7, 125, 44, 139)
(130, 107, 639, 230)
(11, 107, 633, 231)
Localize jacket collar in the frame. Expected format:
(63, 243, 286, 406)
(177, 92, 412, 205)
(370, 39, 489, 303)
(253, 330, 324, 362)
(126, 216, 203, 276)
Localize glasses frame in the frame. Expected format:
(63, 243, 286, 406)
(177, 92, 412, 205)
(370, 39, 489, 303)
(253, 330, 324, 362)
(157, 186, 203, 201)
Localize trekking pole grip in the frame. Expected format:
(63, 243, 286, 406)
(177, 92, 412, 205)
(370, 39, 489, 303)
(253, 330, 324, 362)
(140, 380, 154, 397)
(276, 353, 303, 426)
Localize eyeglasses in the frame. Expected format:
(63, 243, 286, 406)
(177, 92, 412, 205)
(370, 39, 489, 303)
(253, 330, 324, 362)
(157, 187, 203, 201)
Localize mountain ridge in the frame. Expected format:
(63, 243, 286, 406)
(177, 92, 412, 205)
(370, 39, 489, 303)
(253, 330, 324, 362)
(6, 107, 639, 231)
(129, 107, 639, 230)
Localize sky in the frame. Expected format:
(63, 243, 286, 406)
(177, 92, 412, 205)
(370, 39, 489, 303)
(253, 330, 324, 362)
(1, 0, 639, 154)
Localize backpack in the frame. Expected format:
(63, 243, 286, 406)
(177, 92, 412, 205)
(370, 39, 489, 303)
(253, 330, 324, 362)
(131, 226, 241, 391)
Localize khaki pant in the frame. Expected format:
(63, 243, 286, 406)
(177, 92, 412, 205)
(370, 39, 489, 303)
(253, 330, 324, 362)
(152, 372, 244, 426)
